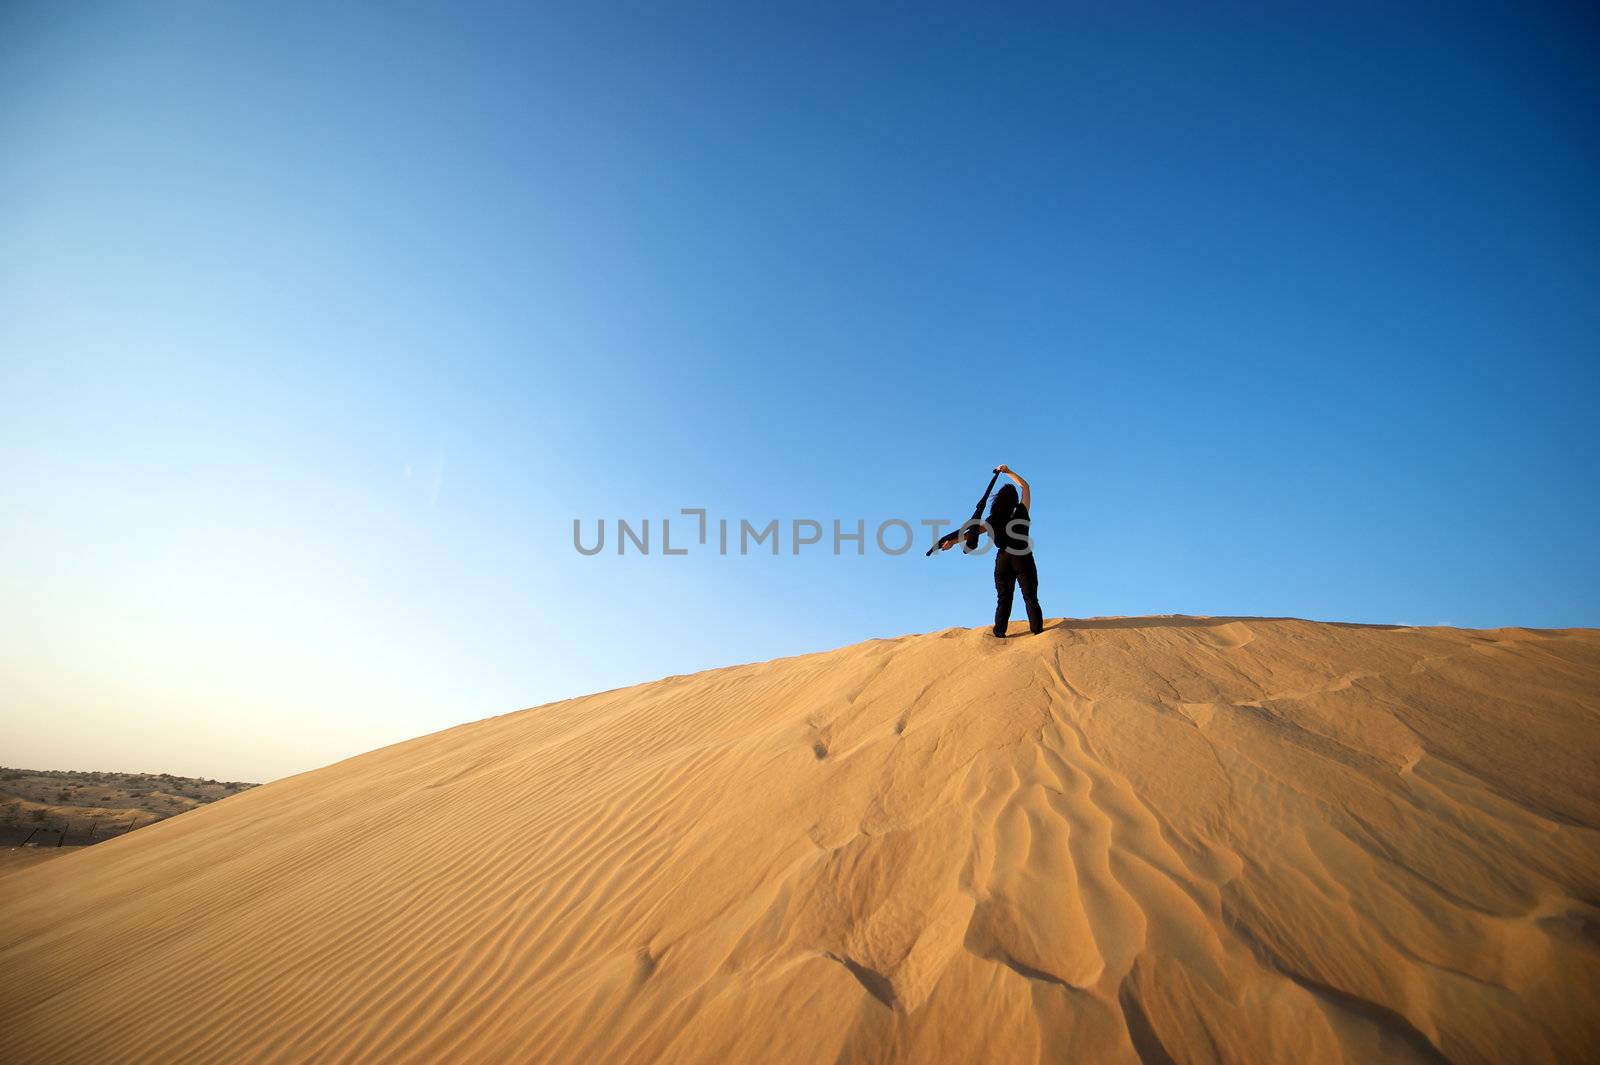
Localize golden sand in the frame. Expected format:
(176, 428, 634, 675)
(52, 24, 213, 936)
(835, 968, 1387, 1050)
(3, 617, 1597, 1063)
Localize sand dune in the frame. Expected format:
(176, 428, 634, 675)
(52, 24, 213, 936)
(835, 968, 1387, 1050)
(3, 617, 1598, 1064)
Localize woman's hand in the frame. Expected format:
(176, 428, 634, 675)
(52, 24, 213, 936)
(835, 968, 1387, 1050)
(996, 464, 1030, 509)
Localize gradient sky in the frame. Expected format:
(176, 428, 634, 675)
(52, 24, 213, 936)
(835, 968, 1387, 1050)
(3, 2, 1597, 782)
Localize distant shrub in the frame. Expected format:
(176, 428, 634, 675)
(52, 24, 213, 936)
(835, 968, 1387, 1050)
(29, 808, 47, 822)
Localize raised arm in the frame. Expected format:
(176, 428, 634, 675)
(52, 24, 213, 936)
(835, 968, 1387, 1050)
(995, 464, 1030, 509)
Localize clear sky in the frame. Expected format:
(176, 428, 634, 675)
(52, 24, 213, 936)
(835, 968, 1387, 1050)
(3, 2, 1596, 782)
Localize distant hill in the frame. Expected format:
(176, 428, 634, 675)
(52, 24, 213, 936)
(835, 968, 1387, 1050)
(1, 766, 259, 846)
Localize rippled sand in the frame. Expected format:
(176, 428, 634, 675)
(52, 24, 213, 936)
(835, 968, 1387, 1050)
(3, 617, 1597, 1064)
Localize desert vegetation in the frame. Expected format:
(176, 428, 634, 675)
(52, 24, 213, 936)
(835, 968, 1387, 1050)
(0, 767, 258, 847)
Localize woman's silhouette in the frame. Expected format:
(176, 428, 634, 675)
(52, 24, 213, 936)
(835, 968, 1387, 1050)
(942, 464, 1043, 636)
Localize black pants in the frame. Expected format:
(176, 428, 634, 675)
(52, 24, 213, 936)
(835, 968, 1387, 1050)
(994, 551, 1043, 637)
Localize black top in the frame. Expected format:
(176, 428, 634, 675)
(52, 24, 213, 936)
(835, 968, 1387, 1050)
(991, 501, 1032, 556)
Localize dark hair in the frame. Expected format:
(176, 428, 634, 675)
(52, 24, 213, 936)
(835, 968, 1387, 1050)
(988, 483, 1019, 535)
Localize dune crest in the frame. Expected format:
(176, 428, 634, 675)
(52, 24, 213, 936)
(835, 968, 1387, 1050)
(4, 617, 1599, 1064)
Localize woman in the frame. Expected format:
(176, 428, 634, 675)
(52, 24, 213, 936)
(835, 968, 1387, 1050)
(943, 463, 1044, 637)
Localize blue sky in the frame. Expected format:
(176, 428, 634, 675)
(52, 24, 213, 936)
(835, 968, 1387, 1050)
(3, 2, 1596, 781)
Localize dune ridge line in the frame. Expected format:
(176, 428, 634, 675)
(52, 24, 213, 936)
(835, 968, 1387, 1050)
(3, 616, 1598, 1064)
